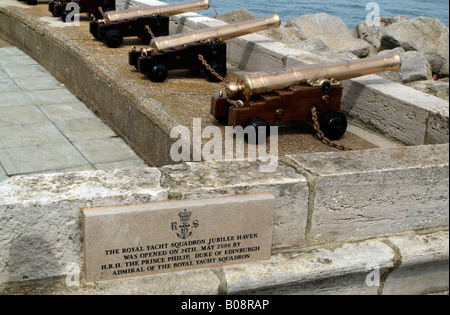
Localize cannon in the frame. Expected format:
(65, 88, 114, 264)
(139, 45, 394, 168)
(211, 53, 402, 141)
(48, 0, 116, 22)
(90, 0, 210, 48)
(129, 14, 281, 82)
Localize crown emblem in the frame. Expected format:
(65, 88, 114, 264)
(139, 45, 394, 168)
(179, 209, 192, 222)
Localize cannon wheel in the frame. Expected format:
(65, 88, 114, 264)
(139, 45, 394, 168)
(319, 110, 348, 141)
(149, 64, 168, 83)
(51, 2, 63, 17)
(105, 30, 124, 48)
(49, 1, 56, 15)
(242, 117, 270, 145)
(61, 10, 73, 23)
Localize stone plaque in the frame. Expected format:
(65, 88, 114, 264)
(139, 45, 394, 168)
(82, 193, 275, 282)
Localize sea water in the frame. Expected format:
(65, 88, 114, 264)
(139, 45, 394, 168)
(160, 0, 449, 29)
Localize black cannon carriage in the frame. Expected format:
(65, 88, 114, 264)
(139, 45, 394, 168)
(89, 0, 210, 48)
(129, 14, 281, 83)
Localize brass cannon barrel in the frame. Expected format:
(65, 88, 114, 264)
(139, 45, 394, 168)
(104, 0, 210, 23)
(147, 14, 281, 53)
(226, 53, 402, 100)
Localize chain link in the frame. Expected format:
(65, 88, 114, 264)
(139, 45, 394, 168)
(197, 54, 229, 84)
(144, 25, 155, 39)
(98, 6, 104, 18)
(310, 106, 353, 151)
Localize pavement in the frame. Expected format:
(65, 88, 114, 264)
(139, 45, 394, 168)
(0, 36, 148, 181)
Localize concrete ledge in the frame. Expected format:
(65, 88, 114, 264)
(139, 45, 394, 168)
(222, 230, 449, 295)
(286, 144, 449, 244)
(0, 168, 167, 284)
(1, 146, 448, 293)
(342, 75, 449, 145)
(160, 160, 309, 248)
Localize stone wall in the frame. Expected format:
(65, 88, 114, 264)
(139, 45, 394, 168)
(1, 145, 448, 292)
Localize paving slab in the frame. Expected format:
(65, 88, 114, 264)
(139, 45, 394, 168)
(0, 162, 6, 182)
(0, 79, 19, 93)
(2, 63, 51, 79)
(0, 68, 8, 79)
(14, 76, 65, 91)
(0, 105, 48, 126)
(0, 90, 35, 107)
(0, 47, 38, 66)
(38, 102, 100, 121)
(72, 138, 144, 165)
(0, 42, 148, 177)
(0, 142, 91, 175)
(52, 118, 117, 141)
(0, 121, 69, 148)
(24, 88, 80, 105)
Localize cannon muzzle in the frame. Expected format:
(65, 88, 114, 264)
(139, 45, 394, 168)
(226, 53, 402, 100)
(104, 0, 210, 23)
(147, 14, 281, 53)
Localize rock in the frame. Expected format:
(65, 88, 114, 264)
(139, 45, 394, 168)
(263, 26, 308, 46)
(378, 48, 433, 83)
(262, 26, 357, 63)
(380, 17, 449, 76)
(285, 13, 372, 58)
(214, 8, 257, 23)
(408, 80, 450, 101)
(401, 51, 433, 83)
(424, 52, 448, 76)
(353, 15, 409, 51)
(263, 27, 333, 55)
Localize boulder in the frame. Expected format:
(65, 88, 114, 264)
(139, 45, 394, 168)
(408, 79, 449, 101)
(214, 8, 257, 24)
(262, 26, 358, 63)
(378, 48, 432, 83)
(400, 51, 433, 83)
(353, 15, 409, 51)
(380, 17, 449, 76)
(285, 13, 372, 58)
